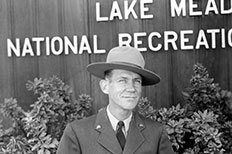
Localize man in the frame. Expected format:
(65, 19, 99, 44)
(57, 46, 175, 154)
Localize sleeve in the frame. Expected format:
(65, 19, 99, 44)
(56, 123, 81, 154)
(158, 126, 175, 154)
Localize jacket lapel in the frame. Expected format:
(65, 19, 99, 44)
(95, 108, 122, 154)
(123, 113, 145, 154)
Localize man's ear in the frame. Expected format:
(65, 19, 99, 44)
(99, 79, 109, 94)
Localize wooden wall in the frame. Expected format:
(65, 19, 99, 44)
(0, 0, 232, 120)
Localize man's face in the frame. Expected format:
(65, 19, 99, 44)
(101, 69, 142, 111)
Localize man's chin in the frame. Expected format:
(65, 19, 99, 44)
(122, 102, 138, 110)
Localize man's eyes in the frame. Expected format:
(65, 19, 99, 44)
(118, 79, 126, 83)
(117, 78, 142, 84)
(135, 79, 142, 84)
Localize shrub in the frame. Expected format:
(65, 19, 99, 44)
(183, 63, 232, 153)
(138, 63, 232, 154)
(0, 76, 93, 154)
(137, 99, 224, 154)
(1, 63, 231, 154)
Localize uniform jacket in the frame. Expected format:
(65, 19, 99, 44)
(56, 108, 175, 154)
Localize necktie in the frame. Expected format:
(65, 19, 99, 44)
(116, 121, 126, 150)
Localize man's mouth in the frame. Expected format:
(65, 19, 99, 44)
(123, 96, 137, 98)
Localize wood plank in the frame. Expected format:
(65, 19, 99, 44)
(63, 0, 91, 99)
(12, 0, 38, 110)
(168, 0, 197, 106)
(141, 0, 173, 108)
(0, 0, 13, 100)
(226, 2, 232, 92)
(88, 0, 115, 112)
(0, 0, 14, 128)
(197, 0, 229, 90)
(37, 0, 64, 79)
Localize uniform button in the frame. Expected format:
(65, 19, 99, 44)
(96, 125, 101, 129)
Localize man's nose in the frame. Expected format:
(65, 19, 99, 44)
(126, 81, 136, 92)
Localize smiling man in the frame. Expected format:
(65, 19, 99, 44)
(57, 46, 175, 154)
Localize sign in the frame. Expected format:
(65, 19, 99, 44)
(7, 0, 232, 57)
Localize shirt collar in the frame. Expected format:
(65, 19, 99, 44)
(106, 105, 132, 136)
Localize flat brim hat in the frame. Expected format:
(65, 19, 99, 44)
(87, 46, 160, 86)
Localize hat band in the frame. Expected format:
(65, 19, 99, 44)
(109, 61, 143, 69)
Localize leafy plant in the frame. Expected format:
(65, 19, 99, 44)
(0, 76, 93, 154)
(137, 99, 224, 153)
(138, 63, 232, 154)
(183, 63, 232, 153)
(138, 99, 187, 152)
(1, 64, 231, 154)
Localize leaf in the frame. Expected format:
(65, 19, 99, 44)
(38, 149, 44, 154)
(182, 91, 190, 98)
(39, 131, 47, 138)
(45, 149, 51, 154)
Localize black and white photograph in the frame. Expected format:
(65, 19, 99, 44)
(0, 0, 232, 153)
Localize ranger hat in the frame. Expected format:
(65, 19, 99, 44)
(87, 46, 160, 86)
